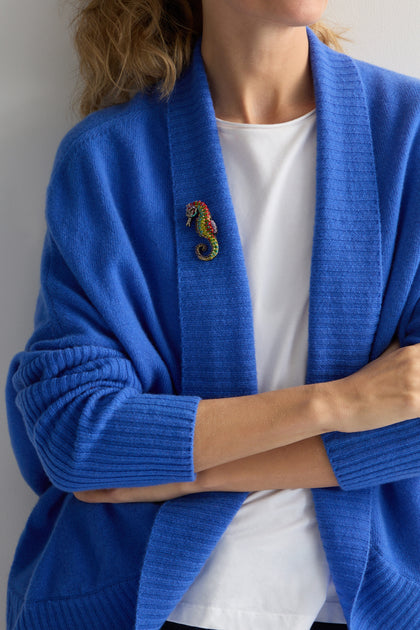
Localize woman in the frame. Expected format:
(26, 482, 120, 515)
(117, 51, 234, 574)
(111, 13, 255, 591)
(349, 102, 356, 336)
(5, 1, 420, 629)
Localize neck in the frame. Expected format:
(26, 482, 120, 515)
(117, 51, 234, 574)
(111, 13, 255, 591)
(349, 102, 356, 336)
(201, 6, 315, 124)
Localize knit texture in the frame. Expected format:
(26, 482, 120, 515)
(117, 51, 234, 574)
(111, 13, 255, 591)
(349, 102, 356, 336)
(5, 28, 420, 630)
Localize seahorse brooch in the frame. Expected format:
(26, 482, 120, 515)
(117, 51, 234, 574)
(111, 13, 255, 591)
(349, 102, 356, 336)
(185, 200, 219, 261)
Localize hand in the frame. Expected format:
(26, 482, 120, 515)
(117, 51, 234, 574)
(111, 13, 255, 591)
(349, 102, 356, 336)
(74, 479, 202, 504)
(330, 339, 420, 433)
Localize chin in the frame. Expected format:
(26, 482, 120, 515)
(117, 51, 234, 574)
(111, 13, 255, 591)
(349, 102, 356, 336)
(284, 0, 329, 26)
(223, 0, 328, 26)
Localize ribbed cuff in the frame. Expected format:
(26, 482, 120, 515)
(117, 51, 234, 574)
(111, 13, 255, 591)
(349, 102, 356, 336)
(34, 391, 201, 491)
(13, 344, 201, 492)
(322, 417, 420, 490)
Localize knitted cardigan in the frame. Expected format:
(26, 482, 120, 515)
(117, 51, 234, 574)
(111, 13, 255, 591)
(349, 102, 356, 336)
(5, 28, 420, 630)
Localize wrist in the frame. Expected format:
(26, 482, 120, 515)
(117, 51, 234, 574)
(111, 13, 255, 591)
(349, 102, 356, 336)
(279, 381, 341, 436)
(314, 378, 359, 434)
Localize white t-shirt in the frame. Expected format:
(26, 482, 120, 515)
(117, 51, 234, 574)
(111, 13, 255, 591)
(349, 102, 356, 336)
(168, 109, 347, 629)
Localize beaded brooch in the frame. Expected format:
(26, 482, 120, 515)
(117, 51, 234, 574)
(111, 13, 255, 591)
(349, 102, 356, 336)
(185, 201, 219, 261)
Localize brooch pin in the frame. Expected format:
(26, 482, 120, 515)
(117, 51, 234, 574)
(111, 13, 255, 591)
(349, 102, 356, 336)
(185, 201, 219, 261)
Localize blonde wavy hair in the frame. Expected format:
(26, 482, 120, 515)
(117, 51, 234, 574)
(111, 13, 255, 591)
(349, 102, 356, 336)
(69, 1, 346, 119)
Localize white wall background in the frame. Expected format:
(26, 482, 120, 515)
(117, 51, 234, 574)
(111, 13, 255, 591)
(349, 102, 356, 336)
(0, 1, 419, 628)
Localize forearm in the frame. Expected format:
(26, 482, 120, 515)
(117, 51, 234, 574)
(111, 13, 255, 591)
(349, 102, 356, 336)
(77, 341, 420, 502)
(197, 435, 338, 492)
(193, 341, 420, 474)
(193, 383, 335, 472)
(75, 435, 338, 503)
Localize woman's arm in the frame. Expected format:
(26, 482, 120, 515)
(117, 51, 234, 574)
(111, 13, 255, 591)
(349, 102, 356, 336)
(76, 340, 420, 503)
(192, 383, 335, 473)
(192, 340, 420, 472)
(75, 436, 337, 504)
(197, 436, 338, 491)
(81, 340, 420, 502)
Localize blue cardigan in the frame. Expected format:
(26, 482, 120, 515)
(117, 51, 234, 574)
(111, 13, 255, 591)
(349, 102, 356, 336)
(6, 28, 420, 630)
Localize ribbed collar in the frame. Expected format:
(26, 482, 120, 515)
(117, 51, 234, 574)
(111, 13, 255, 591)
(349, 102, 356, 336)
(135, 28, 382, 628)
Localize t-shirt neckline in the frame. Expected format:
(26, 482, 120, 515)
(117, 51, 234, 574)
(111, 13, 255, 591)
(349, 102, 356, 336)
(215, 108, 316, 130)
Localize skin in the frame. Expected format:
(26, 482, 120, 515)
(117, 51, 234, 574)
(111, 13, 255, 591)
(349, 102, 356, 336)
(76, 340, 420, 504)
(75, 2, 420, 504)
(200, 0, 328, 123)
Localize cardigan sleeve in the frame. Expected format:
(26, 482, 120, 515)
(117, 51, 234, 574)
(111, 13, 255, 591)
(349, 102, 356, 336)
(6, 135, 201, 495)
(321, 283, 420, 491)
(320, 127, 420, 491)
